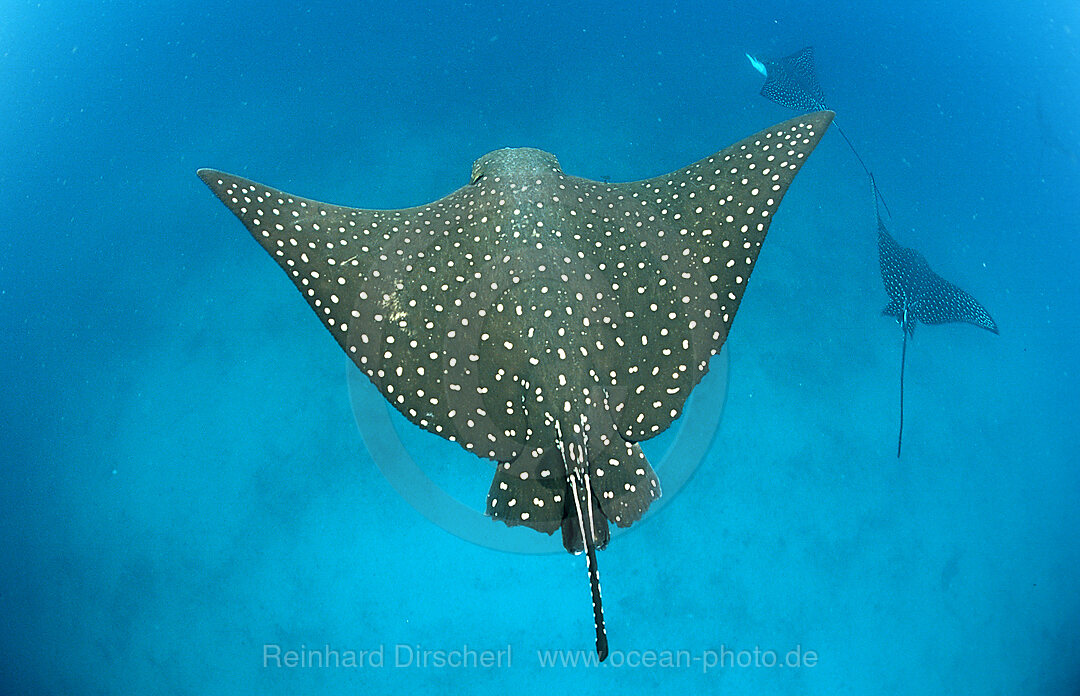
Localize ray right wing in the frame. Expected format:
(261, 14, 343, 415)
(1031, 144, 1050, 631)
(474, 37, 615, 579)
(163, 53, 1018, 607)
(551, 112, 834, 442)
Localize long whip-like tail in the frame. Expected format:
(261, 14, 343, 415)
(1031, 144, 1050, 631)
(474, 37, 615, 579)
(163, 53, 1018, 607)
(871, 172, 906, 457)
(835, 119, 891, 218)
(569, 469, 608, 661)
(585, 540, 608, 660)
(897, 328, 907, 458)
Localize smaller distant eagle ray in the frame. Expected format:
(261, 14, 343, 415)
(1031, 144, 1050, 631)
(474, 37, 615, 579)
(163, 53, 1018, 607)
(747, 46, 891, 216)
(1035, 92, 1080, 170)
(872, 175, 998, 458)
(198, 112, 834, 659)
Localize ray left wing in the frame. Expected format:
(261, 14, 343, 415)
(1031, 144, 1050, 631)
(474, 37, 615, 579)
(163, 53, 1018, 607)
(197, 170, 531, 462)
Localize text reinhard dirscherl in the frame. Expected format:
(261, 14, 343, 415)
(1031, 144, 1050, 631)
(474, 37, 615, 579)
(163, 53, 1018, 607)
(263, 644, 511, 669)
(262, 643, 818, 672)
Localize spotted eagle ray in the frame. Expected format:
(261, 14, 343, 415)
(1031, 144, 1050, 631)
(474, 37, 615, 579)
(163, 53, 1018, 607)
(1036, 92, 1080, 169)
(747, 46, 891, 215)
(873, 176, 998, 458)
(198, 112, 833, 659)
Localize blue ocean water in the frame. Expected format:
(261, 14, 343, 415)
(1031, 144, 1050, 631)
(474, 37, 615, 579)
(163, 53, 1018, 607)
(2, 0, 1078, 693)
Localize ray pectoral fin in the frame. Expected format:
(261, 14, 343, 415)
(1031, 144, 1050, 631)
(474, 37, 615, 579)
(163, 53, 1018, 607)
(915, 277, 1000, 334)
(607, 111, 833, 441)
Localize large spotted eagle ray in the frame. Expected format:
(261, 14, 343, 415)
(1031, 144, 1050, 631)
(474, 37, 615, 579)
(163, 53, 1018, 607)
(873, 176, 998, 458)
(746, 46, 891, 216)
(198, 112, 833, 659)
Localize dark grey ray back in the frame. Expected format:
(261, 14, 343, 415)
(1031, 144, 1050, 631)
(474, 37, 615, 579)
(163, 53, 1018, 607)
(198, 111, 834, 541)
(761, 47, 827, 112)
